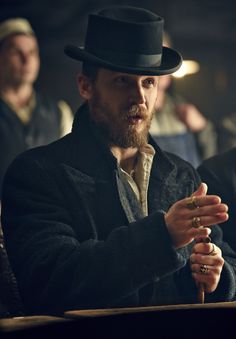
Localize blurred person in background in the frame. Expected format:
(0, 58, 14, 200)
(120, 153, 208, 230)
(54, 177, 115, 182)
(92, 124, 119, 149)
(0, 18, 73, 199)
(0, 18, 73, 317)
(150, 32, 217, 167)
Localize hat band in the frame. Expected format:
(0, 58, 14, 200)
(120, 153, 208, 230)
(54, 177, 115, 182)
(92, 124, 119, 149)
(88, 48, 162, 67)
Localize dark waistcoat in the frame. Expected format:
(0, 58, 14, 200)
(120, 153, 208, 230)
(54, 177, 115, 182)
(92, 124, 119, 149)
(0, 94, 61, 196)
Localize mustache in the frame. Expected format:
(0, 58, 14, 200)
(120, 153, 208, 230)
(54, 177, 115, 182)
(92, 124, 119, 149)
(122, 105, 148, 120)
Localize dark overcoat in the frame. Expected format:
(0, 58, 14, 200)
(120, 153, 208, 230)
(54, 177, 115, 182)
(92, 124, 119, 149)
(1, 104, 236, 315)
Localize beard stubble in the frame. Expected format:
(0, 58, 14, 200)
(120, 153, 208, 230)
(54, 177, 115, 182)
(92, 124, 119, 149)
(89, 91, 154, 148)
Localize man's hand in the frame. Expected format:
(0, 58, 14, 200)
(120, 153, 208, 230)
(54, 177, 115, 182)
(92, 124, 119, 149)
(176, 103, 207, 132)
(190, 242, 224, 293)
(164, 183, 228, 249)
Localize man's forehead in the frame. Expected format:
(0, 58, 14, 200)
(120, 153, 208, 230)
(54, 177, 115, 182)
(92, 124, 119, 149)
(1, 33, 37, 49)
(98, 67, 159, 79)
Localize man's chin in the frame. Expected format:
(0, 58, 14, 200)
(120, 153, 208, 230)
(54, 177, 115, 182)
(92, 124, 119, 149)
(110, 130, 148, 148)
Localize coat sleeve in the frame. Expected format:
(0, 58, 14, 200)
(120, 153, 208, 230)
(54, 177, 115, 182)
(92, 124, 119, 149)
(1, 152, 188, 314)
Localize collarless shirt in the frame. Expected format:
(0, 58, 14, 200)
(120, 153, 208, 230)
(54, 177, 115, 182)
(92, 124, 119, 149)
(120, 143, 155, 216)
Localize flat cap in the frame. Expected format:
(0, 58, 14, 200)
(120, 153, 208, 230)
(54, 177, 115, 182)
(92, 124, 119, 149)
(0, 18, 34, 42)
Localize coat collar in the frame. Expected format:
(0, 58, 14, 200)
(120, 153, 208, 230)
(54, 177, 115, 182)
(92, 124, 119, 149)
(71, 103, 118, 179)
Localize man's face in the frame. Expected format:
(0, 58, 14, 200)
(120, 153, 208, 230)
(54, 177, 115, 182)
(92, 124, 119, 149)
(0, 34, 40, 87)
(79, 68, 159, 148)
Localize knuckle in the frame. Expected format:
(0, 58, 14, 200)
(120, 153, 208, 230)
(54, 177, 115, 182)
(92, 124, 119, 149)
(218, 256, 224, 266)
(205, 285, 216, 293)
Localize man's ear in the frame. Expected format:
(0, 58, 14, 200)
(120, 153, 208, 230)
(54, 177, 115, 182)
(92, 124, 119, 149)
(77, 74, 93, 100)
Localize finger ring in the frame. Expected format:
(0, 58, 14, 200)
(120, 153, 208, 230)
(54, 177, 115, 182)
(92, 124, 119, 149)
(200, 264, 209, 274)
(202, 236, 211, 243)
(195, 236, 211, 244)
(208, 243, 217, 256)
(192, 216, 201, 228)
(186, 196, 199, 210)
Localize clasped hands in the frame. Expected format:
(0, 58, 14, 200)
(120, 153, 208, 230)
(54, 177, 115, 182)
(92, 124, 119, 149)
(164, 183, 228, 293)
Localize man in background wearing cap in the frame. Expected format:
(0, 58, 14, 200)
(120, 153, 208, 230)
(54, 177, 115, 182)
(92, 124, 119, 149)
(1, 7, 236, 315)
(0, 18, 73, 199)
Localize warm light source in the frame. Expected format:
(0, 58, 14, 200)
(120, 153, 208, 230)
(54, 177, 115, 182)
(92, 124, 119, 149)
(173, 60, 200, 78)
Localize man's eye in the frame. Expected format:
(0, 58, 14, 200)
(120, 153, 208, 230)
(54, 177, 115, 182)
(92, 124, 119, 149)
(143, 78, 155, 87)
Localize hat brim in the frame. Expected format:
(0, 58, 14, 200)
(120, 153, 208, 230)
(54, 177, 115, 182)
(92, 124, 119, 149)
(64, 45, 182, 76)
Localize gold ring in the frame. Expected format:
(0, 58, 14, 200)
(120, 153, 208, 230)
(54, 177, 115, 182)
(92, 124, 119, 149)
(195, 236, 212, 244)
(186, 196, 199, 210)
(202, 236, 211, 243)
(208, 243, 217, 256)
(192, 216, 201, 228)
(200, 264, 209, 274)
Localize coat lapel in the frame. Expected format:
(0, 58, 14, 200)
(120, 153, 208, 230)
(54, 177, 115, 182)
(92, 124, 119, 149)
(147, 139, 196, 214)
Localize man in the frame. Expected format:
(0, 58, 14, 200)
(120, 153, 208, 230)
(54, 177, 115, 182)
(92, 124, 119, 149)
(1, 6, 236, 315)
(198, 147, 236, 251)
(0, 17, 73, 197)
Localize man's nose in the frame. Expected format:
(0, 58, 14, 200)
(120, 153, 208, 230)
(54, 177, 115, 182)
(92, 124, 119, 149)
(129, 83, 145, 104)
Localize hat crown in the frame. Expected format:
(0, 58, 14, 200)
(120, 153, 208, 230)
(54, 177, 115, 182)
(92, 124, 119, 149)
(98, 6, 159, 22)
(85, 6, 163, 56)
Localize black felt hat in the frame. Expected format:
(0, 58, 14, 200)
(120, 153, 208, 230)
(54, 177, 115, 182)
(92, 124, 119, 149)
(64, 6, 182, 75)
